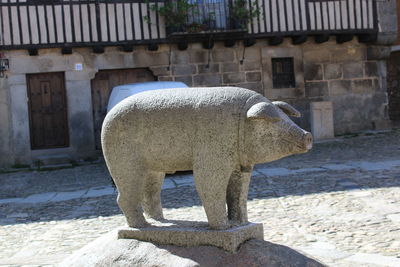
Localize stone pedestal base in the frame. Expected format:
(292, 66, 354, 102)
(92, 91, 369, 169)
(60, 229, 325, 267)
(118, 221, 264, 252)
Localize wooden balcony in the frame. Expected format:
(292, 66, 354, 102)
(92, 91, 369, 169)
(0, 0, 378, 51)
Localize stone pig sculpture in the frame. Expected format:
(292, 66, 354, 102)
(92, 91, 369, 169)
(102, 87, 312, 230)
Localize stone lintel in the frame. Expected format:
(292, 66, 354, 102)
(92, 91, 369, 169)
(118, 222, 264, 253)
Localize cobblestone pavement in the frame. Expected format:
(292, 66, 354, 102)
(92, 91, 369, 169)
(0, 130, 399, 266)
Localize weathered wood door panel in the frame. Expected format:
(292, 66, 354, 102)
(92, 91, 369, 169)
(27, 72, 69, 149)
(91, 69, 156, 150)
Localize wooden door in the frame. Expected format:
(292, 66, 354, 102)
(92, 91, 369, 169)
(27, 72, 69, 149)
(91, 68, 156, 149)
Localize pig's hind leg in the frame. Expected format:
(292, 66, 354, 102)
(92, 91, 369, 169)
(142, 172, 165, 220)
(226, 166, 252, 225)
(112, 166, 150, 228)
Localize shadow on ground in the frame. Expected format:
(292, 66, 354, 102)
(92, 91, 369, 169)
(1, 166, 399, 226)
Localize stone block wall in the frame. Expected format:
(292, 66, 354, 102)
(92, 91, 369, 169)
(301, 40, 389, 134)
(149, 42, 264, 95)
(149, 39, 390, 135)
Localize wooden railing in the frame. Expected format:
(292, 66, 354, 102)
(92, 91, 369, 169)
(248, 0, 377, 35)
(0, 0, 378, 50)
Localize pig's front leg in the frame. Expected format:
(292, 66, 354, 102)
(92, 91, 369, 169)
(193, 162, 233, 230)
(226, 166, 252, 225)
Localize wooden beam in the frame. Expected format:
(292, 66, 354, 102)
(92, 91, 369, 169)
(358, 33, 378, 43)
(148, 43, 159, 51)
(224, 39, 236, 47)
(244, 38, 256, 47)
(28, 49, 38, 56)
(93, 46, 104, 54)
(177, 41, 188, 51)
(61, 47, 72, 55)
(315, 34, 330, 44)
(121, 45, 134, 52)
(336, 34, 354, 44)
(202, 40, 214, 49)
(268, 36, 284, 46)
(291, 35, 307, 45)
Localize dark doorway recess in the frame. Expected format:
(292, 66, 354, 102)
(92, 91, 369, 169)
(91, 68, 156, 150)
(27, 72, 69, 149)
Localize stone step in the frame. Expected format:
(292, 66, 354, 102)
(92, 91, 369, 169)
(37, 154, 71, 166)
(39, 163, 74, 170)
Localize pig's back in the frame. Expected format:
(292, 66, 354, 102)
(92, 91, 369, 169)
(123, 86, 258, 111)
(106, 87, 261, 126)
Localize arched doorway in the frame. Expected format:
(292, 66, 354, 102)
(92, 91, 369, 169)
(91, 68, 156, 149)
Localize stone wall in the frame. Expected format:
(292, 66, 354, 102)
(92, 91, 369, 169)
(388, 51, 400, 121)
(0, 38, 391, 167)
(301, 40, 390, 134)
(149, 39, 389, 134)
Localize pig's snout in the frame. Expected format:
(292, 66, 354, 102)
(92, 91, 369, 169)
(303, 132, 313, 151)
(288, 125, 313, 152)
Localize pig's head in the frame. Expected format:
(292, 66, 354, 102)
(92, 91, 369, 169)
(243, 101, 313, 165)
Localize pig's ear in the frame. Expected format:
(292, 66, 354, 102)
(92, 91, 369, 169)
(273, 101, 301, 117)
(246, 102, 281, 122)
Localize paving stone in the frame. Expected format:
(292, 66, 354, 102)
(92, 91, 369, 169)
(171, 176, 194, 186)
(344, 253, 400, 267)
(162, 179, 176, 190)
(256, 167, 292, 176)
(51, 190, 87, 202)
(20, 192, 57, 203)
(386, 214, 400, 223)
(321, 164, 354, 171)
(0, 131, 399, 266)
(82, 187, 115, 198)
(7, 213, 29, 218)
(0, 197, 24, 204)
(350, 160, 400, 171)
(300, 242, 352, 261)
(292, 168, 326, 174)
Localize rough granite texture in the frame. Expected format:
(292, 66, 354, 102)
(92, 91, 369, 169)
(59, 230, 325, 267)
(101, 87, 312, 230)
(118, 221, 264, 253)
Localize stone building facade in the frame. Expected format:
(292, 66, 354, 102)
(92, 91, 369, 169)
(0, 0, 397, 167)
